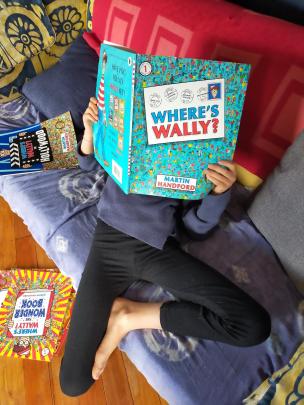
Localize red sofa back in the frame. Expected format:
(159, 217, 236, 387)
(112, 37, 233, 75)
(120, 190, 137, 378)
(84, 0, 304, 178)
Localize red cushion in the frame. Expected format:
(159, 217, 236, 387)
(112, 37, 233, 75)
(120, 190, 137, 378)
(84, 0, 304, 179)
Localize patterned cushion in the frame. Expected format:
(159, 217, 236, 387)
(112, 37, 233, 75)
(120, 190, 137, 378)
(0, 0, 55, 71)
(86, 0, 95, 32)
(84, 0, 304, 181)
(244, 341, 304, 404)
(0, 0, 87, 104)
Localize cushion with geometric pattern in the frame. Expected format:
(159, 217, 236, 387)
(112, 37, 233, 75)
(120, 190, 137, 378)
(0, 0, 55, 71)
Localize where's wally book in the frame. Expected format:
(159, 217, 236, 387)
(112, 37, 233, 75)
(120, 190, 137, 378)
(93, 43, 250, 200)
(0, 111, 78, 176)
(0, 269, 74, 362)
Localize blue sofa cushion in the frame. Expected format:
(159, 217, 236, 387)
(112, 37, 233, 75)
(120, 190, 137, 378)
(22, 35, 98, 140)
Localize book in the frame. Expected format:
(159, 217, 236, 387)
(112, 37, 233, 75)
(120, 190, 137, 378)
(54, 293, 75, 356)
(0, 268, 74, 362)
(0, 111, 78, 176)
(93, 43, 250, 200)
(0, 270, 13, 309)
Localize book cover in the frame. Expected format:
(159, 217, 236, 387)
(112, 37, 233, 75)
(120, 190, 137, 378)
(0, 269, 74, 362)
(0, 271, 13, 310)
(93, 43, 250, 200)
(0, 111, 78, 176)
(54, 292, 75, 356)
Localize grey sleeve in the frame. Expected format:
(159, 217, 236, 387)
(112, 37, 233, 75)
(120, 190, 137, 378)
(182, 190, 231, 239)
(76, 141, 101, 172)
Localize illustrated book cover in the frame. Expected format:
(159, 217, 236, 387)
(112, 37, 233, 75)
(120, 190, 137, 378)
(0, 268, 74, 362)
(0, 270, 13, 310)
(0, 111, 78, 176)
(55, 292, 75, 356)
(93, 43, 250, 200)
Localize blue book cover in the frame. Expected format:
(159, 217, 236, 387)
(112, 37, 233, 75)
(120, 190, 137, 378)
(0, 112, 78, 177)
(94, 43, 250, 199)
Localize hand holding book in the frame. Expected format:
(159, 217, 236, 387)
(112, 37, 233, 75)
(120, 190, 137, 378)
(204, 160, 237, 195)
(81, 97, 98, 155)
(83, 97, 98, 130)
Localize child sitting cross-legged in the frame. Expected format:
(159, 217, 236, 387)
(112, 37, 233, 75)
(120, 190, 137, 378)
(60, 97, 271, 397)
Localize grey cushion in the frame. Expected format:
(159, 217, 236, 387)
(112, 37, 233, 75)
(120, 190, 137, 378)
(248, 131, 304, 294)
(228, 0, 304, 26)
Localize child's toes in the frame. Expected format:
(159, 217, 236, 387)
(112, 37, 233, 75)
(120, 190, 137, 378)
(92, 354, 107, 380)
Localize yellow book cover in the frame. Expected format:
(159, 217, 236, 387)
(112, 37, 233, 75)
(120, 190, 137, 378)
(55, 290, 76, 356)
(0, 269, 74, 362)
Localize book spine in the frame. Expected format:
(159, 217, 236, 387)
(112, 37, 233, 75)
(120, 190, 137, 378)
(127, 57, 136, 187)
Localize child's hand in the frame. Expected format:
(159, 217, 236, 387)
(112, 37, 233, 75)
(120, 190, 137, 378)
(204, 160, 237, 195)
(81, 97, 98, 155)
(83, 97, 98, 130)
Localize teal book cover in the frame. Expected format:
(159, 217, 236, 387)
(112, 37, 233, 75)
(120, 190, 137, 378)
(93, 43, 250, 199)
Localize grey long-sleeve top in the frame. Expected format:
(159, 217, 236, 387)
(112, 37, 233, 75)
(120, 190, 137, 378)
(77, 145, 231, 249)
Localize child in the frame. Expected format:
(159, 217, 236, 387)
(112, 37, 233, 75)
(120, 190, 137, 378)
(60, 97, 271, 397)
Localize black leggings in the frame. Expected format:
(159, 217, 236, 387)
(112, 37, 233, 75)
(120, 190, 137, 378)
(60, 219, 271, 397)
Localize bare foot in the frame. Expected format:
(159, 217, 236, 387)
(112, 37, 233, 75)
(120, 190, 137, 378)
(92, 297, 162, 380)
(92, 298, 131, 380)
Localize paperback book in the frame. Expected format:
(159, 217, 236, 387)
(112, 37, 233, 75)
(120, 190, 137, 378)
(93, 43, 250, 200)
(0, 268, 74, 362)
(0, 111, 78, 176)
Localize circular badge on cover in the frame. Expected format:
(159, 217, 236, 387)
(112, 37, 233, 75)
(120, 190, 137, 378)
(139, 61, 152, 76)
(181, 89, 194, 104)
(197, 87, 208, 102)
(164, 87, 178, 102)
(149, 93, 162, 108)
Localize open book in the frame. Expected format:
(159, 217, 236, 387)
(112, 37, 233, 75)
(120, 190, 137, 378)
(93, 43, 250, 199)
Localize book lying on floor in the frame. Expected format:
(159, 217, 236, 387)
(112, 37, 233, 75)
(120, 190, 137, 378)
(0, 268, 75, 362)
(55, 292, 75, 356)
(0, 270, 13, 309)
(0, 111, 78, 176)
(93, 43, 250, 200)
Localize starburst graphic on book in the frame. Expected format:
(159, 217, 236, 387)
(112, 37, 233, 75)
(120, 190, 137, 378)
(0, 269, 73, 362)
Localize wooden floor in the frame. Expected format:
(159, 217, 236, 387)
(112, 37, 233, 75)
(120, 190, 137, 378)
(0, 197, 167, 405)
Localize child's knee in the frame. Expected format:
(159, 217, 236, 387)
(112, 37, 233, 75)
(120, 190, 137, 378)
(238, 306, 271, 347)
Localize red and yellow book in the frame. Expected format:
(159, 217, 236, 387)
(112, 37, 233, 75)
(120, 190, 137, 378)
(0, 268, 74, 362)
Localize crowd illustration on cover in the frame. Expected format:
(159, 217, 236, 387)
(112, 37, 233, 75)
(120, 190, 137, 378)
(0, 112, 78, 176)
(93, 43, 250, 200)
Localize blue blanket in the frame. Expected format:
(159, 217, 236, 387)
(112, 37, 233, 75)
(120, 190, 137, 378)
(0, 98, 303, 404)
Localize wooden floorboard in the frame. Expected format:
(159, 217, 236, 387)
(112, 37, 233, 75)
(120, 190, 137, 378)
(102, 350, 134, 405)
(0, 197, 167, 405)
(23, 360, 53, 405)
(122, 353, 162, 405)
(0, 198, 16, 269)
